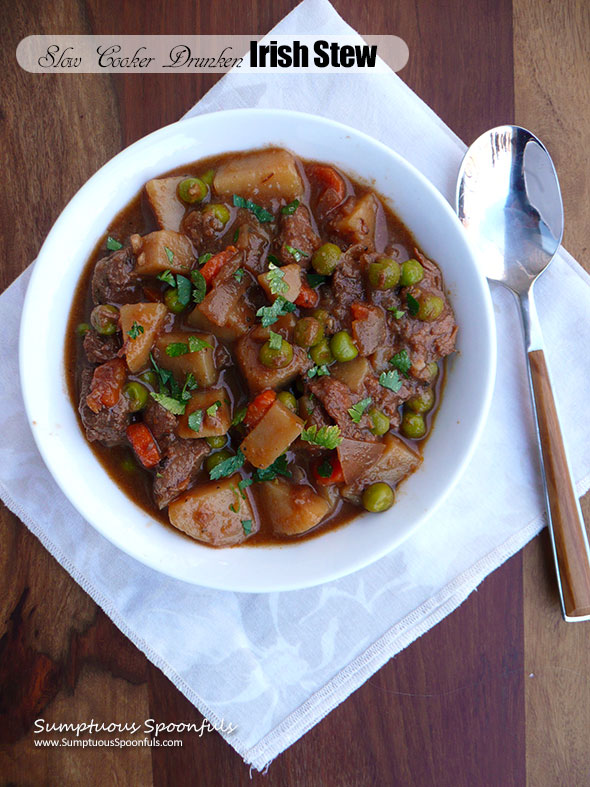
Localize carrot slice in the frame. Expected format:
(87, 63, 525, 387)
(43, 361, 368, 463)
(312, 455, 345, 486)
(294, 281, 319, 309)
(200, 246, 239, 285)
(126, 423, 161, 468)
(350, 302, 371, 321)
(243, 389, 277, 430)
(86, 358, 127, 413)
(309, 165, 346, 202)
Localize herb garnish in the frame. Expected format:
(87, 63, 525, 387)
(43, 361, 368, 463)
(267, 253, 281, 266)
(256, 296, 296, 327)
(306, 272, 327, 288)
(150, 392, 186, 415)
(307, 365, 330, 378)
(164, 246, 175, 264)
(234, 267, 245, 283)
(188, 335, 212, 352)
(127, 322, 144, 340)
(387, 306, 406, 319)
(206, 401, 222, 417)
(231, 406, 247, 427)
(232, 194, 273, 223)
(284, 244, 309, 263)
(188, 409, 203, 432)
(209, 449, 246, 480)
(190, 269, 207, 304)
(379, 370, 403, 393)
(390, 349, 411, 378)
(268, 330, 283, 350)
(252, 454, 292, 482)
(165, 342, 189, 357)
(198, 252, 212, 267)
(157, 269, 176, 287)
(266, 263, 288, 296)
(348, 397, 372, 424)
(106, 236, 123, 251)
(406, 293, 419, 317)
(238, 478, 252, 496)
(233, 228, 240, 243)
(181, 373, 198, 400)
(301, 424, 342, 449)
(317, 459, 334, 478)
(241, 519, 253, 535)
(281, 199, 300, 215)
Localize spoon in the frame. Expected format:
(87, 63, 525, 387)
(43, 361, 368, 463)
(457, 125, 590, 622)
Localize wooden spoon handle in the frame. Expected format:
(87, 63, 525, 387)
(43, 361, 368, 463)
(529, 349, 590, 618)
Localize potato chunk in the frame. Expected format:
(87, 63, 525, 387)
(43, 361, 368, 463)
(145, 176, 187, 232)
(119, 302, 168, 373)
(188, 278, 255, 341)
(214, 149, 304, 206)
(341, 433, 422, 504)
(330, 357, 371, 394)
(169, 474, 258, 547)
(240, 400, 304, 469)
(177, 389, 231, 439)
(256, 478, 330, 536)
(337, 438, 385, 485)
(333, 193, 379, 246)
(130, 230, 194, 275)
(235, 331, 311, 394)
(257, 263, 302, 303)
(154, 330, 217, 387)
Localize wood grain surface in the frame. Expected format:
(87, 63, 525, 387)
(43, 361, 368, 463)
(0, 0, 588, 784)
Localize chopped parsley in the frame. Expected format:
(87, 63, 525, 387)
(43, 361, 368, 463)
(164, 246, 175, 263)
(306, 272, 327, 288)
(188, 335, 212, 352)
(379, 370, 403, 393)
(387, 306, 405, 319)
(238, 478, 252, 496)
(390, 349, 412, 377)
(198, 252, 212, 266)
(252, 453, 292, 482)
(106, 236, 123, 251)
(266, 263, 288, 296)
(150, 352, 174, 393)
(301, 424, 342, 449)
(317, 458, 334, 478)
(267, 253, 281, 266)
(190, 269, 207, 304)
(209, 449, 246, 480)
(348, 397, 372, 424)
(281, 199, 300, 215)
(187, 409, 203, 432)
(234, 267, 245, 283)
(256, 296, 296, 327)
(268, 330, 283, 350)
(284, 244, 309, 263)
(181, 373, 198, 400)
(232, 194, 273, 223)
(241, 519, 253, 535)
(406, 293, 420, 317)
(206, 401, 222, 417)
(150, 392, 186, 415)
(307, 365, 330, 378)
(233, 228, 240, 243)
(157, 269, 176, 287)
(165, 342, 188, 357)
(127, 321, 144, 340)
(231, 406, 247, 427)
(176, 274, 192, 306)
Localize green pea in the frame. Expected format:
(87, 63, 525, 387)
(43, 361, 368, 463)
(178, 177, 208, 204)
(123, 382, 149, 413)
(138, 370, 158, 389)
(362, 482, 395, 513)
(309, 338, 334, 366)
(76, 322, 91, 336)
(368, 408, 390, 436)
(205, 449, 233, 473)
(120, 456, 137, 473)
(368, 258, 401, 290)
(401, 411, 426, 439)
(294, 317, 324, 348)
(417, 295, 444, 322)
(203, 203, 230, 226)
(90, 304, 119, 335)
(200, 169, 215, 186)
(311, 243, 342, 275)
(259, 338, 294, 369)
(400, 258, 424, 286)
(277, 391, 297, 412)
(206, 434, 227, 449)
(312, 309, 334, 334)
(330, 331, 358, 363)
(426, 361, 439, 380)
(406, 388, 435, 414)
(164, 287, 186, 314)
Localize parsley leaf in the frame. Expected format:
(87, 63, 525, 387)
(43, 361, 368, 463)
(256, 296, 296, 327)
(281, 199, 300, 215)
(390, 349, 412, 377)
(165, 342, 188, 357)
(106, 236, 123, 251)
(191, 269, 207, 304)
(387, 306, 406, 319)
(234, 267, 245, 283)
(306, 272, 327, 288)
(284, 244, 309, 263)
(301, 424, 342, 449)
(252, 454, 292, 482)
(127, 321, 144, 340)
(266, 263, 288, 296)
(267, 253, 281, 266)
(176, 274, 192, 306)
(150, 352, 172, 392)
(238, 478, 252, 497)
(188, 335, 212, 352)
(241, 519, 253, 535)
(209, 449, 246, 480)
(348, 397, 372, 424)
(379, 370, 403, 393)
(233, 228, 239, 243)
(307, 365, 330, 378)
(198, 252, 212, 267)
(231, 406, 247, 427)
(164, 246, 175, 264)
(406, 293, 419, 317)
(268, 330, 283, 350)
(150, 392, 186, 415)
(181, 373, 198, 400)
(232, 194, 273, 223)
(206, 401, 222, 417)
(188, 409, 203, 432)
(157, 269, 176, 287)
(317, 459, 334, 479)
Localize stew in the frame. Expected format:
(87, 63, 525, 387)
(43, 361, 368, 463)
(66, 147, 457, 547)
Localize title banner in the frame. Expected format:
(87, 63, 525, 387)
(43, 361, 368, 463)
(17, 35, 409, 74)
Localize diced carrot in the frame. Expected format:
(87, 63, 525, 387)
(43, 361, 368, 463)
(294, 281, 319, 309)
(86, 358, 127, 413)
(350, 302, 371, 321)
(309, 165, 346, 202)
(312, 455, 345, 486)
(243, 389, 277, 430)
(126, 423, 161, 468)
(200, 246, 239, 285)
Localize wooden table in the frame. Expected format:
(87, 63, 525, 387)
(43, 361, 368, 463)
(1, 1, 589, 784)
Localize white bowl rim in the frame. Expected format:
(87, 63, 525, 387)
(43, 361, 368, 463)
(19, 108, 496, 592)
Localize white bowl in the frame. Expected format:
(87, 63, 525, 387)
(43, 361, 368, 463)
(20, 109, 496, 592)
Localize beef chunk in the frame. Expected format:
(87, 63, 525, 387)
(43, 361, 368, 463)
(143, 397, 177, 453)
(153, 438, 210, 509)
(78, 368, 131, 447)
(331, 245, 366, 330)
(307, 376, 376, 441)
(83, 329, 121, 364)
(181, 208, 226, 252)
(92, 247, 141, 305)
(276, 205, 321, 267)
(235, 210, 270, 275)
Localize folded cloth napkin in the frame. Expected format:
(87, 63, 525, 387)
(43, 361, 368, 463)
(2, 0, 590, 771)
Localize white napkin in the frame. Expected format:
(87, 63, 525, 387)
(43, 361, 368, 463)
(2, 0, 590, 771)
